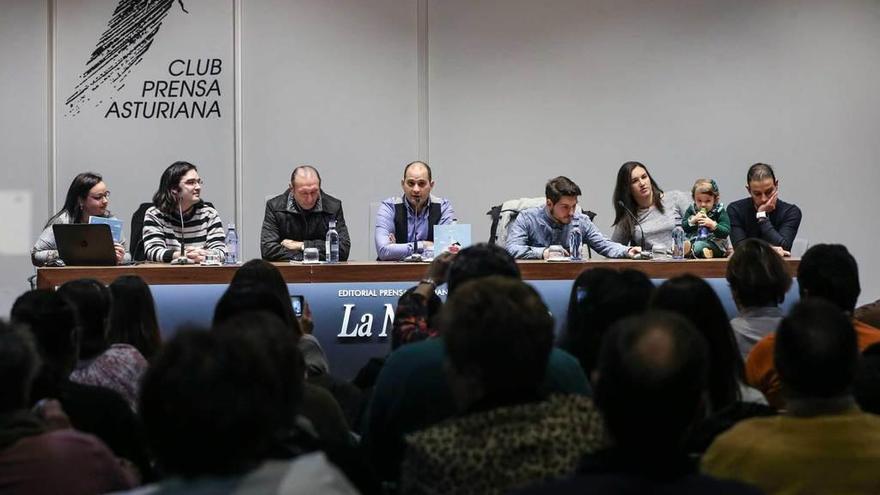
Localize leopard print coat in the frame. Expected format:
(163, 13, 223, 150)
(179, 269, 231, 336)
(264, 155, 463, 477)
(399, 394, 605, 495)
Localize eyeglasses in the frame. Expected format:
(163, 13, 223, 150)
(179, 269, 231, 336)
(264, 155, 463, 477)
(181, 178, 204, 187)
(89, 192, 111, 200)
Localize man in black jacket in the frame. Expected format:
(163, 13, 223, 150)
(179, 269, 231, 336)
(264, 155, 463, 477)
(261, 166, 351, 261)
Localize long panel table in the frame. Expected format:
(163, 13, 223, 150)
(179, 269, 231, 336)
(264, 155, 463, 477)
(37, 259, 800, 379)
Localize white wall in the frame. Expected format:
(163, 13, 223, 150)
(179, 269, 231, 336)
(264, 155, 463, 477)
(239, 0, 419, 260)
(0, 1, 49, 313)
(428, 0, 880, 300)
(1, 0, 878, 315)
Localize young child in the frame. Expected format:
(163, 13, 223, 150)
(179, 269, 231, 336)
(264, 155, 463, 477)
(682, 178, 730, 258)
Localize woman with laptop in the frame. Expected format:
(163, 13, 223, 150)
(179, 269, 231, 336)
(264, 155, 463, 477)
(142, 161, 227, 264)
(31, 172, 127, 266)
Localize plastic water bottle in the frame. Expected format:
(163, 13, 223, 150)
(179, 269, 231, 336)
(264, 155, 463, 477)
(697, 208, 710, 240)
(672, 225, 685, 259)
(225, 224, 238, 264)
(568, 222, 583, 261)
(325, 220, 340, 263)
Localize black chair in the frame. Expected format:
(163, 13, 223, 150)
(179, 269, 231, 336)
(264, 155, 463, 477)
(129, 202, 153, 262)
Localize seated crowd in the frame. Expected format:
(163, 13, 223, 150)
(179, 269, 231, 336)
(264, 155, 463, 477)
(5, 240, 880, 494)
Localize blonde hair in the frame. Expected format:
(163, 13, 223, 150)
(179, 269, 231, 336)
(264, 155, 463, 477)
(691, 178, 719, 199)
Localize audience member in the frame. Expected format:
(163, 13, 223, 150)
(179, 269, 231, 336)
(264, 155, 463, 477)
(10, 290, 151, 478)
(703, 299, 880, 494)
(516, 311, 762, 495)
(58, 278, 148, 411)
(0, 321, 135, 494)
(726, 239, 792, 359)
(400, 277, 604, 495)
(212, 284, 352, 447)
(651, 275, 766, 411)
(108, 275, 162, 360)
(650, 275, 775, 454)
(229, 259, 333, 375)
(560, 267, 654, 380)
(746, 244, 880, 408)
(361, 243, 589, 485)
(854, 342, 880, 414)
(134, 329, 357, 494)
(855, 298, 880, 329)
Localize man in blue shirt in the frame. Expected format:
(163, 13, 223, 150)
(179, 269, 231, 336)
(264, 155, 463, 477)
(375, 161, 455, 260)
(506, 176, 641, 260)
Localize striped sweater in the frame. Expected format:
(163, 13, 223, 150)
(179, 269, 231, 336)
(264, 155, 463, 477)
(142, 203, 227, 262)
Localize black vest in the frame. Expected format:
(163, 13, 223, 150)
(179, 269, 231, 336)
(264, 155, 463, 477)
(394, 201, 442, 243)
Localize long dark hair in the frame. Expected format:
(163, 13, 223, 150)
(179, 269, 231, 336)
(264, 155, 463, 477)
(46, 172, 104, 227)
(650, 275, 744, 412)
(57, 278, 112, 361)
(561, 268, 655, 378)
(611, 161, 664, 242)
(108, 275, 162, 360)
(152, 161, 197, 215)
(226, 259, 301, 337)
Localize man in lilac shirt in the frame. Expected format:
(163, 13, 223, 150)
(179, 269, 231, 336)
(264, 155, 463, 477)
(375, 161, 456, 261)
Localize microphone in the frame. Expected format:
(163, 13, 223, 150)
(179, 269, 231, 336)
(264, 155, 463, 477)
(171, 192, 192, 265)
(617, 200, 650, 259)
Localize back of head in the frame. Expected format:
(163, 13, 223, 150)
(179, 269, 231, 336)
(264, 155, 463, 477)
(212, 283, 300, 337)
(442, 276, 554, 404)
(446, 243, 520, 295)
(391, 286, 442, 350)
(798, 244, 860, 313)
(0, 321, 41, 414)
(108, 275, 161, 359)
(775, 299, 858, 400)
(212, 311, 305, 428)
(57, 278, 111, 360)
(595, 311, 708, 453)
(228, 260, 300, 335)
(563, 268, 654, 377)
(140, 329, 282, 478)
(726, 238, 792, 308)
(650, 275, 743, 410)
(855, 343, 880, 414)
(10, 290, 79, 372)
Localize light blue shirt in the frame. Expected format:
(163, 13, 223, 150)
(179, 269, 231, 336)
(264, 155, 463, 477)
(375, 196, 456, 261)
(506, 206, 629, 259)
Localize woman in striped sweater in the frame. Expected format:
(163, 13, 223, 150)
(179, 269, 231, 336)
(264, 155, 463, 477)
(142, 161, 227, 263)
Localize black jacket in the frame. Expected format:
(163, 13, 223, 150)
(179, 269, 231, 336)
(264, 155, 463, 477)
(260, 190, 351, 261)
(727, 197, 802, 251)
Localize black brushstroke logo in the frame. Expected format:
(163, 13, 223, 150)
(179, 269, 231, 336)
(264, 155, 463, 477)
(65, 0, 188, 115)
